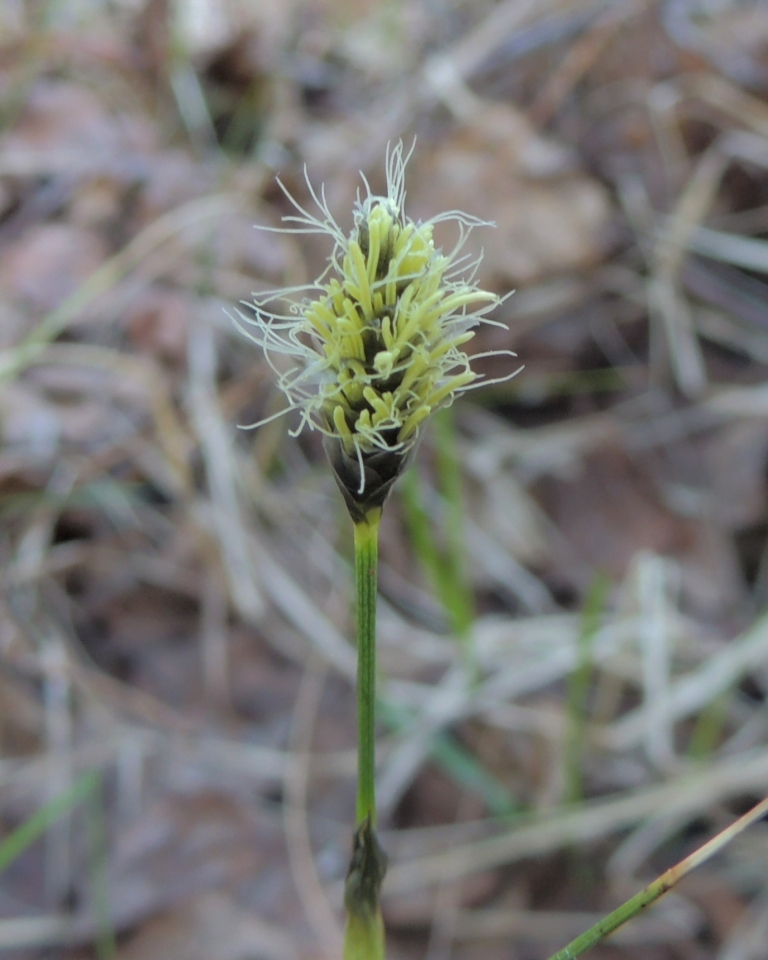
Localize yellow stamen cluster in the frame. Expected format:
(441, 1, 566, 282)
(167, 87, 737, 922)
(236, 143, 510, 489)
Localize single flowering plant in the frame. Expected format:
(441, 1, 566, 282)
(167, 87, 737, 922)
(235, 141, 514, 520)
(236, 142, 515, 960)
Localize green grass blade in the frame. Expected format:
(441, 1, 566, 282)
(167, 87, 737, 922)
(0, 771, 99, 876)
(687, 690, 730, 760)
(432, 407, 475, 638)
(564, 575, 610, 804)
(378, 699, 517, 818)
(86, 776, 116, 960)
(399, 435, 474, 642)
(546, 793, 768, 959)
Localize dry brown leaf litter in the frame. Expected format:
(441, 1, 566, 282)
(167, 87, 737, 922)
(2, 1, 768, 958)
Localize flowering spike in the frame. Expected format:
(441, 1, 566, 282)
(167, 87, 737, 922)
(238, 142, 513, 520)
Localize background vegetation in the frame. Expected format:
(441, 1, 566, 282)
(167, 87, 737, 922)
(2, 0, 768, 957)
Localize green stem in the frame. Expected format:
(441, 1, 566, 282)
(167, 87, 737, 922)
(546, 793, 768, 960)
(345, 511, 387, 960)
(354, 511, 380, 825)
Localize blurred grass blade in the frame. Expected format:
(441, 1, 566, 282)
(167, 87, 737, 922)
(400, 409, 474, 643)
(86, 776, 116, 960)
(0, 772, 115, 956)
(0, 195, 234, 385)
(564, 574, 609, 804)
(687, 690, 730, 760)
(430, 731, 517, 818)
(0, 771, 99, 875)
(433, 407, 476, 638)
(378, 699, 517, 818)
(688, 226, 768, 274)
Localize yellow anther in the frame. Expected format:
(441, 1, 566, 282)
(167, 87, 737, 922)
(426, 371, 476, 409)
(381, 316, 394, 350)
(430, 331, 474, 361)
(305, 307, 332, 338)
(373, 351, 395, 376)
(397, 352, 428, 394)
(348, 241, 373, 318)
(342, 298, 364, 332)
(363, 387, 391, 420)
(357, 408, 372, 431)
(333, 404, 353, 439)
(399, 404, 431, 440)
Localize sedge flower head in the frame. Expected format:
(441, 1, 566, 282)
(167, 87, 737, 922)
(236, 142, 514, 519)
